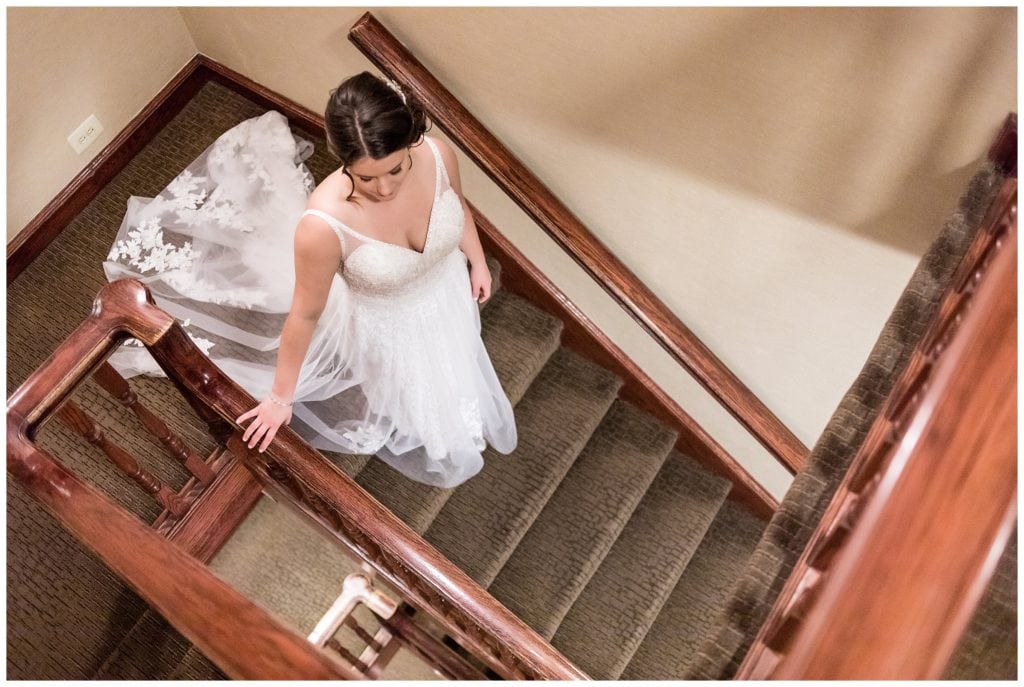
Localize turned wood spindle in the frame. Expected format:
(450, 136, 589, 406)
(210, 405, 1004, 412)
(92, 362, 216, 485)
(56, 400, 189, 517)
(324, 637, 368, 675)
(343, 613, 381, 650)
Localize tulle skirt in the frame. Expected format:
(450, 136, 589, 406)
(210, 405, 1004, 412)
(103, 110, 516, 487)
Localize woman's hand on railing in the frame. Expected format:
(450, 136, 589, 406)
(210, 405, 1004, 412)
(236, 398, 293, 453)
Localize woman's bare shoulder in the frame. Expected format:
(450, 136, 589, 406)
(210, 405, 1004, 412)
(304, 170, 358, 225)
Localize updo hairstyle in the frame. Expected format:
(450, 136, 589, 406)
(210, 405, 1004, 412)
(324, 71, 430, 200)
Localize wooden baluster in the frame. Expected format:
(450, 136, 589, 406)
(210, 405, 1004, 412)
(344, 613, 382, 650)
(324, 637, 368, 675)
(92, 362, 216, 485)
(56, 400, 189, 517)
(361, 623, 404, 680)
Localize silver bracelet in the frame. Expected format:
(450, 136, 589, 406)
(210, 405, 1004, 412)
(267, 393, 293, 407)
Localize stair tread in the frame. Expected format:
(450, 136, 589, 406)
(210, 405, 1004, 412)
(621, 499, 766, 679)
(550, 450, 732, 680)
(423, 346, 623, 586)
(170, 646, 227, 680)
(207, 496, 352, 634)
(354, 277, 562, 535)
(478, 254, 502, 313)
(355, 462, 453, 536)
(329, 453, 372, 478)
(487, 399, 677, 638)
(93, 610, 194, 680)
(478, 285, 564, 408)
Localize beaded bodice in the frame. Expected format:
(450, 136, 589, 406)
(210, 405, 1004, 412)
(302, 137, 466, 299)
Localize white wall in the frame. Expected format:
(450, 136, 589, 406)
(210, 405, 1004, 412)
(7, 7, 196, 239)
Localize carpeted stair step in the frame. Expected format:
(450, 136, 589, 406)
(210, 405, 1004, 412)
(92, 610, 194, 679)
(169, 646, 226, 680)
(942, 529, 1017, 680)
(549, 451, 731, 679)
(476, 286, 565, 409)
(353, 284, 563, 535)
(350, 463, 451, 537)
(621, 498, 766, 679)
(207, 495, 353, 634)
(422, 346, 623, 587)
(487, 399, 677, 639)
(327, 453, 372, 478)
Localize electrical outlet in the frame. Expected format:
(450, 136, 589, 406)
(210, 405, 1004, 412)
(67, 114, 104, 154)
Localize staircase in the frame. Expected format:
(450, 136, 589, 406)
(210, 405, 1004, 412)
(83, 245, 768, 679)
(7, 78, 1015, 680)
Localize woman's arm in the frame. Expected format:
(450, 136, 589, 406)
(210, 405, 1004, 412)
(435, 138, 487, 269)
(237, 215, 341, 452)
(270, 216, 344, 401)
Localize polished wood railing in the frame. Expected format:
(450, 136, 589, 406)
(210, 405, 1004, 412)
(6, 288, 358, 680)
(348, 11, 808, 474)
(7, 278, 587, 680)
(736, 174, 1017, 679)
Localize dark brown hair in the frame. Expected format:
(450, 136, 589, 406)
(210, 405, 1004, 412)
(324, 71, 430, 200)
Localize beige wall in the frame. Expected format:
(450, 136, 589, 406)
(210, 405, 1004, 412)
(8, 8, 1015, 498)
(7, 7, 196, 239)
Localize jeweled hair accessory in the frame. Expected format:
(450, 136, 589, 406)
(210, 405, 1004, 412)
(383, 77, 408, 105)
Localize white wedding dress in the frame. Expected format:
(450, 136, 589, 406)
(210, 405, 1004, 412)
(103, 110, 517, 487)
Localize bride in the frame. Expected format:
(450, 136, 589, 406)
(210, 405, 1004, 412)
(104, 72, 517, 487)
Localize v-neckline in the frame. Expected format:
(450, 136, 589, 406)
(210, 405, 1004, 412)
(342, 139, 442, 257)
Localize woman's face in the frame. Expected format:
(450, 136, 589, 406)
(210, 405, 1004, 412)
(347, 148, 411, 202)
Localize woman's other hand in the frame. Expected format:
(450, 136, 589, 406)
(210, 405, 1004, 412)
(470, 261, 492, 304)
(236, 398, 293, 453)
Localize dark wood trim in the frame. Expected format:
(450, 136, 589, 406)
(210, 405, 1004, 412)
(778, 214, 1017, 680)
(385, 605, 490, 680)
(347, 11, 808, 474)
(473, 207, 778, 518)
(739, 177, 1017, 679)
(7, 55, 208, 285)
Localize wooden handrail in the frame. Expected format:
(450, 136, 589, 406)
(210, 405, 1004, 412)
(8, 278, 587, 680)
(6, 291, 358, 680)
(347, 11, 808, 474)
(737, 176, 1017, 679)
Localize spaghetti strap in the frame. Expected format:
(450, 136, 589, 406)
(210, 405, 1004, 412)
(425, 137, 450, 189)
(304, 139, 449, 262)
(302, 208, 349, 259)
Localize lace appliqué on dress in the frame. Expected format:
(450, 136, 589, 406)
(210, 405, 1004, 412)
(107, 217, 199, 273)
(107, 184, 270, 309)
(342, 423, 389, 454)
(459, 397, 486, 450)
